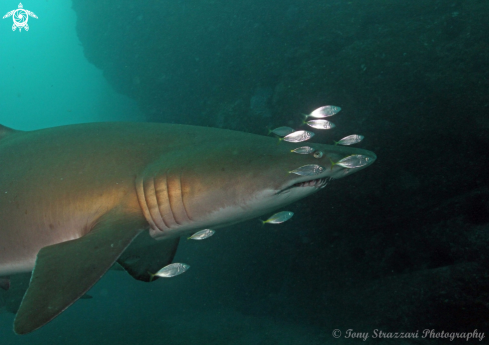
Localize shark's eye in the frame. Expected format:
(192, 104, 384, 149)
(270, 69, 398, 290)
(313, 151, 324, 159)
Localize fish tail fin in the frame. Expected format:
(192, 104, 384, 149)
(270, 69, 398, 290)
(147, 271, 156, 282)
(329, 158, 337, 170)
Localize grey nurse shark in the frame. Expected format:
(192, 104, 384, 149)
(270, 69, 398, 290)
(0, 122, 376, 334)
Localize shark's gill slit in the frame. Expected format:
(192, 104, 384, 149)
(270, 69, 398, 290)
(166, 173, 182, 226)
(179, 174, 193, 222)
(139, 176, 159, 231)
(154, 176, 170, 230)
(157, 173, 177, 228)
(146, 177, 164, 232)
(151, 177, 168, 230)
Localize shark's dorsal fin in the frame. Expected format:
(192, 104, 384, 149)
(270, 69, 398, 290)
(0, 124, 20, 141)
(118, 231, 180, 282)
(13, 208, 146, 335)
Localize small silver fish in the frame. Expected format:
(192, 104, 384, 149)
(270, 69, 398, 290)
(283, 130, 314, 143)
(307, 105, 341, 118)
(269, 126, 295, 137)
(188, 229, 215, 240)
(306, 119, 335, 130)
(291, 146, 315, 154)
(334, 155, 371, 169)
(289, 164, 326, 176)
(336, 134, 364, 146)
(262, 211, 294, 224)
(153, 263, 190, 278)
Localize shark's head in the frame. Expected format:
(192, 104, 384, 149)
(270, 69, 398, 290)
(136, 133, 376, 239)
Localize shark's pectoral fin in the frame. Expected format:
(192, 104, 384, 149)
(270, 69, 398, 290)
(118, 230, 180, 282)
(13, 209, 146, 335)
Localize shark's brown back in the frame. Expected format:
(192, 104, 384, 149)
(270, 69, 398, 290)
(0, 122, 253, 274)
(0, 122, 260, 334)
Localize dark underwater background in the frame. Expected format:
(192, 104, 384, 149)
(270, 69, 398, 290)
(1, 0, 489, 344)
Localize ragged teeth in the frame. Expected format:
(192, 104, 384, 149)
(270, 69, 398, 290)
(315, 177, 332, 189)
(294, 177, 332, 189)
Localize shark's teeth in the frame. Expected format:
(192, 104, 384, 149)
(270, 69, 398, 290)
(293, 177, 332, 189)
(277, 177, 333, 195)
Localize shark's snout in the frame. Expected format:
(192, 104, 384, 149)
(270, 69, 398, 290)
(282, 143, 377, 184)
(269, 143, 376, 205)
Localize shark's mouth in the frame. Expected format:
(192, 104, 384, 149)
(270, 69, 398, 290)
(293, 177, 332, 189)
(279, 177, 332, 194)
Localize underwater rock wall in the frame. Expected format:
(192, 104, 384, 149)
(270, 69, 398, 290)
(72, 0, 489, 336)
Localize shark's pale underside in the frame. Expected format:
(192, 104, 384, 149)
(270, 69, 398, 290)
(0, 122, 376, 334)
